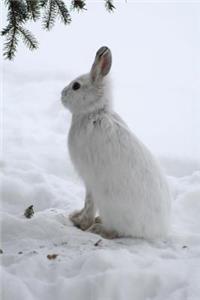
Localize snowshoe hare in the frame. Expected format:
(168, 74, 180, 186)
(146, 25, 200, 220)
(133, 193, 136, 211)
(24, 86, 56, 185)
(61, 46, 171, 239)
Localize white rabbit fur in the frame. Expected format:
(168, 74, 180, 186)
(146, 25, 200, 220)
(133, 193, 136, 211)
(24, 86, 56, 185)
(61, 47, 171, 239)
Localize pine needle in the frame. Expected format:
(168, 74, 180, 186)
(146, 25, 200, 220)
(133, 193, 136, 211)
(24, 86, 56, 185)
(18, 26, 38, 50)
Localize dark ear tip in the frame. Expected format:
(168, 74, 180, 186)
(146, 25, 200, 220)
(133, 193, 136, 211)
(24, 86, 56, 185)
(96, 46, 111, 58)
(90, 46, 112, 80)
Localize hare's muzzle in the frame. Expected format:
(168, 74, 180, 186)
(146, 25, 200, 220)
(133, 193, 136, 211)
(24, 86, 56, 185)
(61, 88, 67, 98)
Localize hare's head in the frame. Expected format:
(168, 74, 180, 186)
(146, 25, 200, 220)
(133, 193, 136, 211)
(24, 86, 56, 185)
(61, 46, 112, 114)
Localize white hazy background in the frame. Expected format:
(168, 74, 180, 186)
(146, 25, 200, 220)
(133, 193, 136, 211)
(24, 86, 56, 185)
(2, 1, 200, 161)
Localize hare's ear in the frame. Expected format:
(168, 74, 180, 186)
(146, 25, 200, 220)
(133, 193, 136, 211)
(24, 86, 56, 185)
(90, 46, 112, 82)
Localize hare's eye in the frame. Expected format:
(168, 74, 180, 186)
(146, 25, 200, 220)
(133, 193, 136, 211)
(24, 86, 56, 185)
(72, 82, 81, 91)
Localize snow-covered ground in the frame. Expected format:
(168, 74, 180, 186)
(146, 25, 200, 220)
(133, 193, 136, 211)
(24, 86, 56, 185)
(1, 2, 200, 300)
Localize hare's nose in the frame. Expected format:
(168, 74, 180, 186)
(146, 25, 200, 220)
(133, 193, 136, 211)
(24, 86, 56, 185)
(61, 88, 67, 97)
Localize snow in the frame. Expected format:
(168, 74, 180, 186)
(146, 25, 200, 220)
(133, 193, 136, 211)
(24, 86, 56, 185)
(1, 2, 200, 300)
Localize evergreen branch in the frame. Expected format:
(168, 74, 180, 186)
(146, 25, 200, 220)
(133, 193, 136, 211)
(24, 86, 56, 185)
(2, 0, 27, 59)
(71, 0, 86, 11)
(55, 0, 71, 24)
(18, 26, 38, 50)
(1, 24, 13, 36)
(3, 27, 19, 60)
(8, 0, 28, 23)
(105, 0, 115, 12)
(25, 0, 40, 21)
(2, 0, 117, 60)
(43, 0, 58, 30)
(40, 0, 49, 8)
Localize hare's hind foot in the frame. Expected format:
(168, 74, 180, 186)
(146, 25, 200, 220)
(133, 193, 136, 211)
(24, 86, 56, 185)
(87, 223, 119, 239)
(94, 216, 102, 224)
(70, 212, 102, 231)
(69, 209, 94, 231)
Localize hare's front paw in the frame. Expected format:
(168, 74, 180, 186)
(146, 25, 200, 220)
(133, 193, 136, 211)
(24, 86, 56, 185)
(69, 210, 94, 231)
(88, 223, 119, 239)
